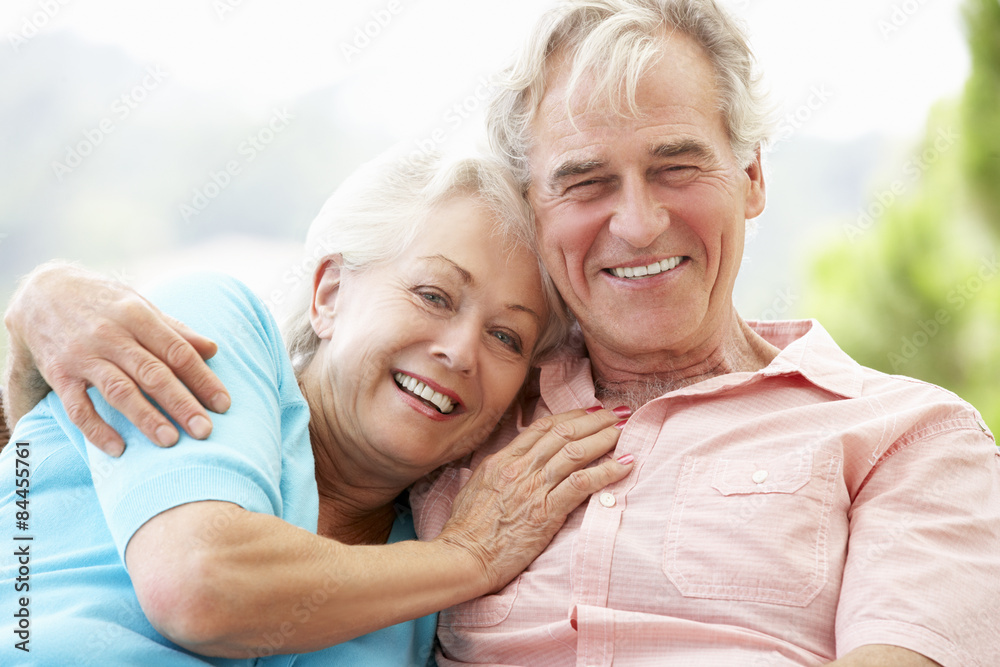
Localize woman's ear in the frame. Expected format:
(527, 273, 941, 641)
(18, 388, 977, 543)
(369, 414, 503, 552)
(309, 257, 343, 340)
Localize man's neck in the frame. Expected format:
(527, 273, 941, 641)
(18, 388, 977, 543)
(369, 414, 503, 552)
(589, 311, 780, 410)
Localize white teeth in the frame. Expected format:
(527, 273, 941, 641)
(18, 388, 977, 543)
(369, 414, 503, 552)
(393, 372, 455, 414)
(611, 256, 682, 279)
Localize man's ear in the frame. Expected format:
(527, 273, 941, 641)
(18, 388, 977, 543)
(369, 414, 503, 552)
(743, 146, 766, 220)
(309, 257, 343, 340)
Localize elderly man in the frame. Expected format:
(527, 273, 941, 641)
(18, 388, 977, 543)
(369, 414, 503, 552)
(413, 1, 999, 665)
(4, 0, 999, 665)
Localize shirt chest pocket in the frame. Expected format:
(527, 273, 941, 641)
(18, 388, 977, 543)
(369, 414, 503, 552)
(663, 448, 842, 607)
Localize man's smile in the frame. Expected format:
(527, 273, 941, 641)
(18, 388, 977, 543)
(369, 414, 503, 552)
(605, 256, 686, 279)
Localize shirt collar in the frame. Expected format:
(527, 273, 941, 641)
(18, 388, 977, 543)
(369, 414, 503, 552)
(538, 319, 865, 412)
(748, 319, 864, 399)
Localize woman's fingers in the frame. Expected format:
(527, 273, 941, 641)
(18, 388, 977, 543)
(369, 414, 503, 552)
(537, 412, 626, 487)
(496, 408, 598, 458)
(546, 453, 633, 516)
(439, 407, 635, 593)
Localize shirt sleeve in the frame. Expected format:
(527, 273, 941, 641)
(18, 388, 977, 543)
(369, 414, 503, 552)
(57, 272, 303, 563)
(835, 418, 1000, 667)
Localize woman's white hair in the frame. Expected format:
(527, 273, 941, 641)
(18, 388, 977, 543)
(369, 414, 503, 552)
(487, 0, 773, 191)
(280, 146, 571, 373)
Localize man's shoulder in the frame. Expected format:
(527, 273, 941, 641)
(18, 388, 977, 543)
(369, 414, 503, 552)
(753, 318, 991, 438)
(855, 363, 992, 439)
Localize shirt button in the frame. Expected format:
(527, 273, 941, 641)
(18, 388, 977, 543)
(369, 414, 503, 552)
(599, 492, 616, 508)
(752, 469, 769, 484)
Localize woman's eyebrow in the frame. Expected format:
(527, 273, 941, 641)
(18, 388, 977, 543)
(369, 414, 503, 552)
(423, 254, 542, 324)
(507, 303, 541, 325)
(422, 255, 474, 284)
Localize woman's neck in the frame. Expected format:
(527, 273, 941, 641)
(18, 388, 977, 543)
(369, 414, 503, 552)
(298, 361, 410, 546)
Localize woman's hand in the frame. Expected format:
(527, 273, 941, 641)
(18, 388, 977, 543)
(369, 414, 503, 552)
(436, 407, 633, 593)
(3, 261, 230, 455)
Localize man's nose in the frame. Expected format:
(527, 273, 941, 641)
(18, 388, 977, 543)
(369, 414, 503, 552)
(608, 178, 669, 249)
(430, 317, 478, 374)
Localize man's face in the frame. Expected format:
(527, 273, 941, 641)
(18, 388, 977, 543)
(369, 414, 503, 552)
(526, 32, 765, 369)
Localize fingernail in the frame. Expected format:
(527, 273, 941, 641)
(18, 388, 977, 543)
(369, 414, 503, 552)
(155, 424, 179, 446)
(616, 454, 634, 465)
(187, 415, 212, 440)
(585, 405, 603, 414)
(612, 406, 632, 418)
(614, 420, 629, 430)
(210, 392, 231, 413)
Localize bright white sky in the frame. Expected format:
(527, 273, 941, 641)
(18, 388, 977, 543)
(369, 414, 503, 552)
(1, 0, 971, 142)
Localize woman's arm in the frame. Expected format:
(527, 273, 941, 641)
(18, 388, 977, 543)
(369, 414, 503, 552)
(3, 261, 230, 454)
(126, 409, 631, 658)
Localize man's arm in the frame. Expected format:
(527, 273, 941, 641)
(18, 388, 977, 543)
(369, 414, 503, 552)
(828, 645, 941, 666)
(0, 389, 11, 450)
(3, 261, 230, 455)
(834, 415, 999, 667)
(3, 328, 51, 431)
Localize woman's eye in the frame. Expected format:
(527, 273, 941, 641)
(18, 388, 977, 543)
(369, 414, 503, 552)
(416, 288, 450, 308)
(422, 292, 444, 305)
(492, 330, 523, 354)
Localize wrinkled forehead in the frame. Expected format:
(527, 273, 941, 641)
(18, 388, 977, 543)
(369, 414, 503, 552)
(526, 32, 724, 174)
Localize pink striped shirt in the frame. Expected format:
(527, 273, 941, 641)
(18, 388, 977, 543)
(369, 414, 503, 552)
(413, 320, 1000, 666)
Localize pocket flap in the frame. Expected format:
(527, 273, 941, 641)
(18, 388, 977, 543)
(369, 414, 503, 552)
(712, 448, 812, 496)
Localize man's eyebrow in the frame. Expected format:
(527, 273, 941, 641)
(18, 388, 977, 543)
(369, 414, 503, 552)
(422, 255, 474, 284)
(650, 139, 715, 162)
(548, 159, 606, 190)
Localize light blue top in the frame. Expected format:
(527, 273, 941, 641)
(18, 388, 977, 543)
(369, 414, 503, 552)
(0, 273, 436, 666)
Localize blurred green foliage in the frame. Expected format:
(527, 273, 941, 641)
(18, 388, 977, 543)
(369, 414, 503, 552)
(803, 0, 1000, 430)
(962, 0, 1000, 228)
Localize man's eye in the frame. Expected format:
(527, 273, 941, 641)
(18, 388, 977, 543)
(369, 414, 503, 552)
(569, 178, 602, 191)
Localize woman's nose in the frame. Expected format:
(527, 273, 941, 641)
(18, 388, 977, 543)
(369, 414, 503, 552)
(429, 317, 479, 373)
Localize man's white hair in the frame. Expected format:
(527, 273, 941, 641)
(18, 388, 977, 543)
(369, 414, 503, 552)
(280, 147, 571, 373)
(486, 0, 773, 192)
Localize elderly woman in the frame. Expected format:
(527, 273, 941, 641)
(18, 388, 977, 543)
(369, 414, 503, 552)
(0, 150, 633, 665)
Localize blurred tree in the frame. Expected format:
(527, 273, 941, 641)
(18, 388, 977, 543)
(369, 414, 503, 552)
(962, 0, 1000, 229)
(802, 0, 1000, 430)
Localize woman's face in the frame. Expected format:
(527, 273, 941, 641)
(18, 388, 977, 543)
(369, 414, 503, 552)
(313, 197, 549, 478)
